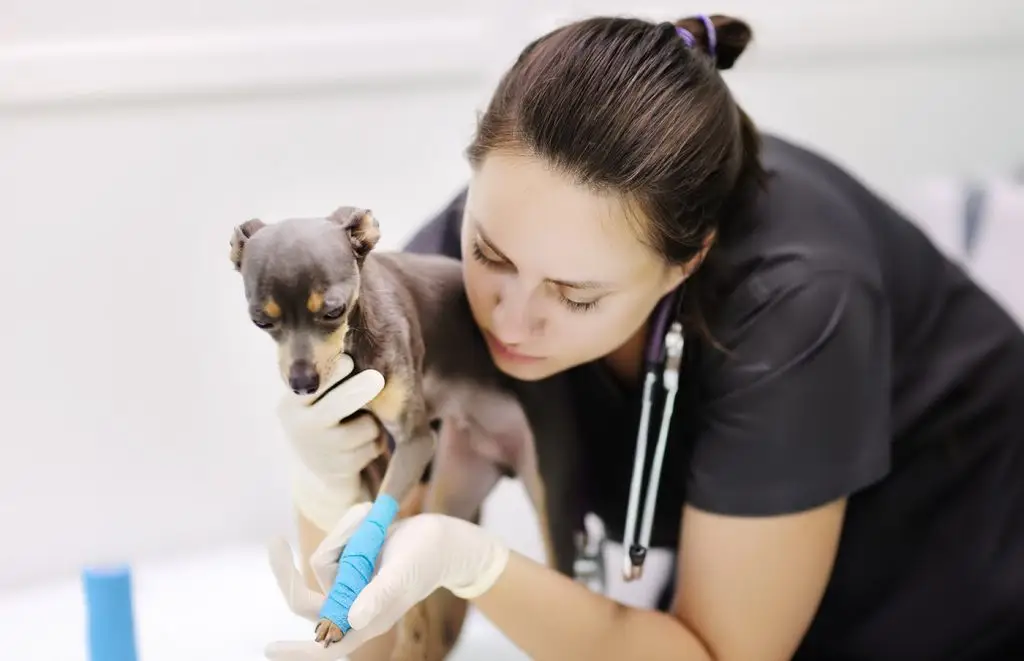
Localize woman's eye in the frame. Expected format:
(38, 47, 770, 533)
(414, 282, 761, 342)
(322, 305, 346, 320)
(470, 240, 503, 267)
(561, 296, 600, 313)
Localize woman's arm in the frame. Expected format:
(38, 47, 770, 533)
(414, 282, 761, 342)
(267, 488, 844, 661)
(472, 499, 845, 661)
(475, 551, 713, 661)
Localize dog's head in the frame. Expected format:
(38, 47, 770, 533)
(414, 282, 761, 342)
(229, 206, 381, 394)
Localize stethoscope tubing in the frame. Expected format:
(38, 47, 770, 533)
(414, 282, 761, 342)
(620, 289, 686, 582)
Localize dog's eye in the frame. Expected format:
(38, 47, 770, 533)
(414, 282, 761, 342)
(252, 318, 275, 330)
(322, 305, 346, 321)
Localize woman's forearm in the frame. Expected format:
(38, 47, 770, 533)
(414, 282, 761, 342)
(472, 551, 714, 661)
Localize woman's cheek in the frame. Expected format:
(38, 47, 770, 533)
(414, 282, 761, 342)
(462, 261, 497, 325)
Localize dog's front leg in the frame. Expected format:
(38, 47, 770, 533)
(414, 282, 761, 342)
(368, 366, 436, 507)
(378, 423, 436, 506)
(311, 369, 436, 648)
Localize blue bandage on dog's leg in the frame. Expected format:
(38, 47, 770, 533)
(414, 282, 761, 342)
(319, 494, 400, 633)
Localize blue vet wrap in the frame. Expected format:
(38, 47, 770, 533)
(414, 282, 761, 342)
(82, 565, 140, 661)
(319, 493, 400, 632)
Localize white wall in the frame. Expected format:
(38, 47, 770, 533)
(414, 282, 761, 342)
(1, 0, 1022, 589)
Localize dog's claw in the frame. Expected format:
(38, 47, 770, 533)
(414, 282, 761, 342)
(314, 619, 344, 647)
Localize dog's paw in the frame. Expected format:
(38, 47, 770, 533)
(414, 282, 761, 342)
(313, 618, 344, 647)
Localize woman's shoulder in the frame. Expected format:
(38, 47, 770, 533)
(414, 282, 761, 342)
(691, 134, 918, 369)
(683, 138, 899, 516)
(710, 134, 902, 302)
(402, 188, 468, 259)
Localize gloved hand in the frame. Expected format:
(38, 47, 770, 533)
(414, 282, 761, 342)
(276, 354, 386, 531)
(264, 502, 511, 661)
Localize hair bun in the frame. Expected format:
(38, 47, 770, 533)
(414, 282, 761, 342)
(674, 14, 753, 70)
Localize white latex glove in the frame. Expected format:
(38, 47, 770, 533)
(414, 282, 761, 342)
(264, 502, 511, 661)
(276, 354, 386, 531)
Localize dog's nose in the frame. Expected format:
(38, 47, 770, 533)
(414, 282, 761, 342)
(289, 362, 320, 395)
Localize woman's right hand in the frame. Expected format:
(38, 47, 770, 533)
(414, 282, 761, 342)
(275, 354, 386, 531)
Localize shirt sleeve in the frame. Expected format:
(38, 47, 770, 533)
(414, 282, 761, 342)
(685, 268, 893, 516)
(401, 187, 467, 258)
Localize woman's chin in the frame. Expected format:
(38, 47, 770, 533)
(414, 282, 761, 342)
(490, 352, 554, 381)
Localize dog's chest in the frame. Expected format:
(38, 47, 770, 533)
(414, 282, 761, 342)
(421, 371, 534, 469)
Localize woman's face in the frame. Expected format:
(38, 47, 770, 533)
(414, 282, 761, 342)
(460, 150, 687, 381)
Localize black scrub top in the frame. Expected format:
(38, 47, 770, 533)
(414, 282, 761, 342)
(403, 134, 1024, 659)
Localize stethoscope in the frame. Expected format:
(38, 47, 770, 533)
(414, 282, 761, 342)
(573, 286, 686, 590)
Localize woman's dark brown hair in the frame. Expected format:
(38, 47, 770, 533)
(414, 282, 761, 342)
(466, 14, 766, 340)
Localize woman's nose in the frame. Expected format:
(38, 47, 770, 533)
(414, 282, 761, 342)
(492, 283, 539, 344)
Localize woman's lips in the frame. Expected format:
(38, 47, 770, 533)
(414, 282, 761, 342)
(483, 330, 543, 364)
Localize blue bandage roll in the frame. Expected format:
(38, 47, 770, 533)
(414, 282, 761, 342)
(319, 494, 400, 632)
(82, 565, 140, 661)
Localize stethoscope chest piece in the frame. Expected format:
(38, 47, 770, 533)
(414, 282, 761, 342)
(624, 545, 647, 581)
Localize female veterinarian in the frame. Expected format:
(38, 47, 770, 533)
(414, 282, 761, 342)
(266, 14, 1024, 661)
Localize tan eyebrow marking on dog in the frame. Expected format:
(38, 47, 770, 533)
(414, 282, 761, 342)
(306, 291, 324, 313)
(263, 298, 281, 318)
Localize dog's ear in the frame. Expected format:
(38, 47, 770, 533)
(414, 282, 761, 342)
(329, 206, 380, 261)
(229, 218, 266, 271)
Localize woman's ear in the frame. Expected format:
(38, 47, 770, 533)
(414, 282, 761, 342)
(661, 263, 690, 296)
(661, 230, 716, 295)
(686, 231, 718, 276)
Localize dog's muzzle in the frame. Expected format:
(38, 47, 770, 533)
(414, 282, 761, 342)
(288, 360, 320, 395)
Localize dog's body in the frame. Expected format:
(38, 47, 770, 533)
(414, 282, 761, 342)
(230, 208, 557, 660)
(351, 248, 534, 495)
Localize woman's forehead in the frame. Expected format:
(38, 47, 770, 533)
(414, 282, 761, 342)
(467, 152, 658, 284)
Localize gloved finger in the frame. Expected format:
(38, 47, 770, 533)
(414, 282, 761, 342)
(264, 602, 407, 661)
(286, 422, 381, 481)
(347, 592, 421, 648)
(266, 537, 323, 622)
(292, 354, 357, 407)
(320, 413, 384, 453)
(331, 431, 384, 473)
(318, 353, 358, 394)
(310, 501, 375, 594)
(264, 640, 346, 661)
(306, 369, 386, 430)
(290, 417, 381, 477)
(347, 556, 420, 631)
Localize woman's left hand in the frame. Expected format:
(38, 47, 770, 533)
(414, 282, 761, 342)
(264, 502, 512, 661)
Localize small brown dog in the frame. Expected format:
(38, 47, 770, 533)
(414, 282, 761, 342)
(230, 206, 559, 660)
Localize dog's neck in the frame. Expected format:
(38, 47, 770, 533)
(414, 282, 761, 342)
(342, 272, 385, 372)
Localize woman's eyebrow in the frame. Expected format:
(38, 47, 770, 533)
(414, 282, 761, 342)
(472, 215, 614, 291)
(548, 276, 610, 291)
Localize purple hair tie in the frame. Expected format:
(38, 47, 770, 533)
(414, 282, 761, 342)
(675, 14, 717, 58)
(674, 25, 696, 48)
